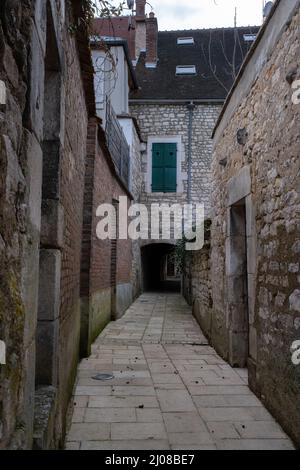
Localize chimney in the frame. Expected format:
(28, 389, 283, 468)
(136, 0, 146, 18)
(146, 12, 158, 68)
(263, 1, 274, 21)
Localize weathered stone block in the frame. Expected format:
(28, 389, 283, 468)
(249, 326, 257, 361)
(225, 236, 247, 277)
(25, 132, 43, 230)
(38, 249, 61, 321)
(247, 236, 257, 275)
(36, 319, 59, 386)
(42, 141, 61, 199)
(245, 195, 255, 237)
(33, 386, 57, 450)
(289, 290, 300, 312)
(34, 0, 47, 55)
(228, 329, 248, 368)
(41, 200, 64, 248)
(227, 166, 251, 207)
(27, 25, 45, 141)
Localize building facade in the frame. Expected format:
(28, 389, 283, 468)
(127, 2, 259, 290)
(210, 0, 300, 446)
(0, 0, 139, 449)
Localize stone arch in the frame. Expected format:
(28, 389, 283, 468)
(141, 242, 181, 292)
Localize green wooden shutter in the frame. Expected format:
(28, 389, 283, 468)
(152, 143, 177, 192)
(164, 143, 177, 192)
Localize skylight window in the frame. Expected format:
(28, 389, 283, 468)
(177, 37, 195, 45)
(243, 34, 257, 42)
(176, 65, 196, 75)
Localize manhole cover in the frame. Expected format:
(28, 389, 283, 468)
(92, 373, 114, 381)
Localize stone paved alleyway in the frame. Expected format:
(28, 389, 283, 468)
(66, 294, 295, 450)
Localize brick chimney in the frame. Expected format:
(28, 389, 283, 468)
(136, 0, 146, 18)
(145, 12, 158, 67)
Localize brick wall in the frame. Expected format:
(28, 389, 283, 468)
(80, 120, 133, 352)
(211, 1, 300, 446)
(56, 5, 89, 445)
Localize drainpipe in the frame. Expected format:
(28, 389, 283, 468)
(187, 101, 195, 204)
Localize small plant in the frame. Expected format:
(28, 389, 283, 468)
(172, 219, 212, 273)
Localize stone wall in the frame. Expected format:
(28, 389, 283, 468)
(0, 0, 92, 449)
(183, 241, 212, 341)
(80, 120, 134, 356)
(211, 0, 300, 446)
(130, 103, 221, 216)
(0, 0, 37, 449)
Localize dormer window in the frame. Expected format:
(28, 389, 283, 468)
(243, 34, 257, 42)
(177, 37, 195, 45)
(176, 65, 196, 75)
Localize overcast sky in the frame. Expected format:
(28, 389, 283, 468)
(117, 0, 265, 30)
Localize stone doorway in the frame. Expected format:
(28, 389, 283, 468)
(227, 199, 249, 367)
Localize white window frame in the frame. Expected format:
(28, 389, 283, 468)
(243, 34, 257, 42)
(176, 65, 196, 75)
(145, 136, 186, 194)
(177, 37, 195, 45)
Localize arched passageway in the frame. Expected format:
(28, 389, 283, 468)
(141, 243, 181, 292)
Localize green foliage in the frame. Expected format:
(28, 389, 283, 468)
(172, 219, 212, 273)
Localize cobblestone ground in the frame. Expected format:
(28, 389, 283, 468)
(66, 293, 295, 450)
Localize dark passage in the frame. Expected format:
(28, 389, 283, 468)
(141, 243, 181, 292)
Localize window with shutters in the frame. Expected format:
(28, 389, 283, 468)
(152, 143, 177, 193)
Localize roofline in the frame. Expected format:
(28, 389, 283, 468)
(117, 113, 144, 142)
(129, 99, 225, 105)
(91, 37, 139, 90)
(212, 0, 284, 138)
(158, 26, 261, 34)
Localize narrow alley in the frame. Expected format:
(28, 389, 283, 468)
(66, 294, 295, 450)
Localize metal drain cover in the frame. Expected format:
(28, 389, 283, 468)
(92, 373, 114, 381)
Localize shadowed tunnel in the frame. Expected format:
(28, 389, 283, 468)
(141, 243, 181, 292)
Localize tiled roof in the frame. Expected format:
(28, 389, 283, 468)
(130, 26, 260, 101)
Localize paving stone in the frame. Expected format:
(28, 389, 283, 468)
(72, 407, 85, 423)
(112, 386, 155, 396)
(193, 395, 262, 408)
(111, 422, 167, 440)
(66, 293, 294, 450)
(89, 396, 159, 408)
(156, 389, 196, 412)
(217, 439, 295, 450)
(168, 432, 214, 446)
(84, 407, 136, 423)
(207, 421, 240, 439)
(136, 408, 163, 422)
(171, 444, 217, 450)
(67, 423, 110, 441)
(81, 440, 170, 450)
(74, 386, 111, 396)
(188, 385, 252, 396)
(65, 442, 81, 450)
(73, 396, 89, 407)
(152, 373, 183, 384)
(234, 421, 289, 438)
(198, 407, 264, 422)
(163, 412, 207, 433)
